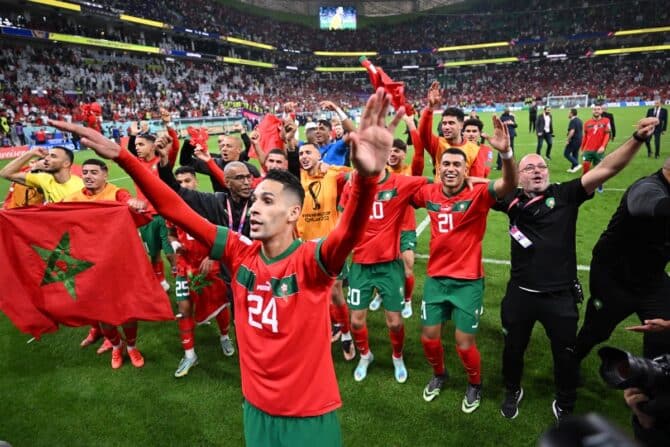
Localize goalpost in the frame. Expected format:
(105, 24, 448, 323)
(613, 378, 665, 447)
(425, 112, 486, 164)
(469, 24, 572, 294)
(545, 94, 589, 109)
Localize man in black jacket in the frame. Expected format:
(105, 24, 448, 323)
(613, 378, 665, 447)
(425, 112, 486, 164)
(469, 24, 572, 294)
(646, 100, 668, 158)
(535, 106, 554, 159)
(601, 105, 616, 141)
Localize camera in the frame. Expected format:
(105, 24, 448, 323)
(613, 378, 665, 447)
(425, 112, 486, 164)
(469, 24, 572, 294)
(598, 347, 670, 395)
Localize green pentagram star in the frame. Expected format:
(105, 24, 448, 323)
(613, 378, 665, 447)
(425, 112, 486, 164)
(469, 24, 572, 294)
(32, 232, 94, 301)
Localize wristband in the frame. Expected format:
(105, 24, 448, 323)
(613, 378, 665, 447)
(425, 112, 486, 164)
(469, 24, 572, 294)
(632, 132, 646, 143)
(171, 241, 182, 252)
(500, 150, 514, 160)
(336, 110, 348, 121)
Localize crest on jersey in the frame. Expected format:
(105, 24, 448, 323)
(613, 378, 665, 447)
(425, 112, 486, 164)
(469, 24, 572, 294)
(545, 197, 555, 209)
(376, 188, 398, 202)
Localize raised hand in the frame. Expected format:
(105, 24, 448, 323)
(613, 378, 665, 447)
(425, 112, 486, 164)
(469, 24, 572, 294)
(319, 100, 339, 111)
(49, 120, 121, 159)
(483, 115, 511, 153)
(634, 117, 659, 140)
(347, 88, 404, 177)
(193, 144, 211, 162)
(427, 81, 443, 109)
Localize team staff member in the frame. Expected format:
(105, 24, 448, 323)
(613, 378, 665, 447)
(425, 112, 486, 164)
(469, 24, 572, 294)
(51, 86, 403, 447)
(564, 109, 583, 173)
(494, 117, 658, 422)
(0, 146, 83, 203)
(575, 140, 670, 364)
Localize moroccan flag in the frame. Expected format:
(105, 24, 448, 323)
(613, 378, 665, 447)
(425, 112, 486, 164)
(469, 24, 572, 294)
(256, 114, 284, 158)
(360, 56, 415, 116)
(0, 201, 174, 338)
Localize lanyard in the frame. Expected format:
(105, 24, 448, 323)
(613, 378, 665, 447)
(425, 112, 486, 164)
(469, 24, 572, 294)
(507, 194, 544, 213)
(226, 197, 248, 233)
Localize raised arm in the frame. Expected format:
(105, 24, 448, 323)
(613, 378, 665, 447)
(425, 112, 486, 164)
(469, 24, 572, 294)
(484, 115, 517, 197)
(404, 115, 426, 176)
(49, 120, 218, 249)
(320, 100, 356, 134)
(0, 147, 46, 184)
(581, 117, 659, 195)
(320, 88, 404, 274)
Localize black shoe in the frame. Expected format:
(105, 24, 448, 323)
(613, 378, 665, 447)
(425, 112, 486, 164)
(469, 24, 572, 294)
(331, 324, 342, 343)
(552, 400, 571, 423)
(500, 387, 524, 419)
(462, 383, 482, 413)
(423, 373, 447, 402)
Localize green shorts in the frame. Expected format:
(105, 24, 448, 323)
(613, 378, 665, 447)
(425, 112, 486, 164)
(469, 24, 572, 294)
(400, 230, 417, 252)
(421, 277, 484, 334)
(243, 400, 342, 447)
(138, 215, 174, 258)
(174, 276, 189, 302)
(582, 151, 605, 164)
(336, 260, 350, 281)
(347, 259, 405, 312)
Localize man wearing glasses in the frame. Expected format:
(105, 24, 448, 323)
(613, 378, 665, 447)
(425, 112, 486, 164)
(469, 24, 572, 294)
(493, 118, 659, 422)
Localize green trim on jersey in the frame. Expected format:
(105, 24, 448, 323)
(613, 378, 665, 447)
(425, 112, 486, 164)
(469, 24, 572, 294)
(210, 226, 228, 260)
(315, 239, 335, 277)
(377, 169, 390, 184)
(487, 179, 497, 200)
(425, 201, 441, 212)
(236, 265, 257, 292)
(260, 239, 301, 264)
(452, 199, 471, 212)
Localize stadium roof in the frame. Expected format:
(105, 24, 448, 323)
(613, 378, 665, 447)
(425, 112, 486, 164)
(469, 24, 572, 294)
(238, 0, 465, 17)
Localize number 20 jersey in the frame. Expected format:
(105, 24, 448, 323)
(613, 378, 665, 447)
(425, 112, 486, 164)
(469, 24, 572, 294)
(211, 227, 340, 417)
(410, 182, 496, 279)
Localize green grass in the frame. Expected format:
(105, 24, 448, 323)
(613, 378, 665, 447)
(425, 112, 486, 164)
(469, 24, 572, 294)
(0, 106, 663, 446)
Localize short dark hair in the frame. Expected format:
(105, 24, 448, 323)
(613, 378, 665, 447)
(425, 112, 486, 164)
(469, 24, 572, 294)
(266, 148, 288, 160)
(441, 147, 467, 162)
(82, 158, 108, 172)
(392, 139, 407, 151)
(175, 166, 196, 177)
(463, 118, 483, 132)
(317, 119, 332, 130)
(570, 108, 578, 116)
(52, 146, 74, 164)
(137, 133, 156, 143)
(442, 107, 465, 122)
(264, 169, 305, 206)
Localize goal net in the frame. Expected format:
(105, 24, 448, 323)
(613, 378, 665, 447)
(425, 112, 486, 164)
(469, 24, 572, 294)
(545, 94, 589, 109)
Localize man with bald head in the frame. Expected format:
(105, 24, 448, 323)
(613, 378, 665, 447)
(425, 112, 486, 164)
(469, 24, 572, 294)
(179, 134, 260, 193)
(494, 118, 659, 422)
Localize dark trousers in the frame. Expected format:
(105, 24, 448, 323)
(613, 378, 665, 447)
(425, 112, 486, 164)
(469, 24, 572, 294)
(536, 133, 553, 158)
(497, 136, 515, 169)
(575, 261, 670, 360)
(645, 131, 663, 157)
(529, 116, 536, 132)
(564, 141, 580, 168)
(501, 282, 579, 411)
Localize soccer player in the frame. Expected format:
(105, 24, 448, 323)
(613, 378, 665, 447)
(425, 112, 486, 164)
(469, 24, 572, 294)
(66, 158, 147, 368)
(580, 104, 611, 181)
(298, 143, 354, 360)
(51, 86, 402, 446)
(2, 156, 46, 209)
(0, 146, 83, 203)
(418, 81, 483, 176)
(169, 166, 234, 378)
(316, 100, 355, 166)
(462, 118, 494, 178)
(415, 116, 516, 413)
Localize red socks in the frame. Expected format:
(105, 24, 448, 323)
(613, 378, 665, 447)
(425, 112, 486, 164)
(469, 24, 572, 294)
(389, 326, 405, 359)
(351, 325, 370, 356)
(333, 303, 351, 334)
(100, 326, 121, 346)
(178, 317, 195, 350)
(122, 323, 138, 347)
(216, 308, 230, 336)
(456, 343, 481, 385)
(421, 336, 445, 376)
(152, 259, 165, 282)
(582, 161, 591, 174)
(404, 274, 415, 302)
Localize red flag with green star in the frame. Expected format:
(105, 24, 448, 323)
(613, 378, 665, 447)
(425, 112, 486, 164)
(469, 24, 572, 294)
(0, 201, 174, 338)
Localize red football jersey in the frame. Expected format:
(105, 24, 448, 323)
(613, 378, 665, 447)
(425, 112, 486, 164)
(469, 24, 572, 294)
(340, 172, 427, 264)
(173, 226, 221, 276)
(388, 165, 417, 231)
(411, 182, 496, 279)
(134, 157, 160, 215)
(582, 117, 611, 152)
(213, 228, 340, 417)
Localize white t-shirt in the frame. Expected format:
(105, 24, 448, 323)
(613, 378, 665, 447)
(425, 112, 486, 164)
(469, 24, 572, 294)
(544, 114, 551, 133)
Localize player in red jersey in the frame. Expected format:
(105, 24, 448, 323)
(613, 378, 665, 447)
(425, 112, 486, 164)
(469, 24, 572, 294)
(340, 141, 429, 383)
(168, 166, 234, 378)
(581, 104, 611, 182)
(50, 87, 402, 446)
(463, 118, 494, 178)
(412, 116, 517, 413)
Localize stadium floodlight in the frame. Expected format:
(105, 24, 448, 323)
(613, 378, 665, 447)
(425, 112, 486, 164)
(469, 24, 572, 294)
(545, 95, 589, 109)
(315, 67, 368, 72)
(314, 51, 378, 57)
(119, 14, 165, 28)
(286, 66, 299, 70)
(402, 65, 419, 69)
(48, 32, 161, 54)
(225, 37, 275, 51)
(614, 26, 670, 36)
(222, 57, 275, 68)
(441, 57, 519, 67)
(436, 41, 509, 52)
(593, 45, 670, 56)
(28, 0, 80, 11)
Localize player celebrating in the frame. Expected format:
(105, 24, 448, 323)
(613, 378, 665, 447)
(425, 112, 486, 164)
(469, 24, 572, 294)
(581, 104, 611, 187)
(414, 116, 516, 413)
(51, 87, 402, 446)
